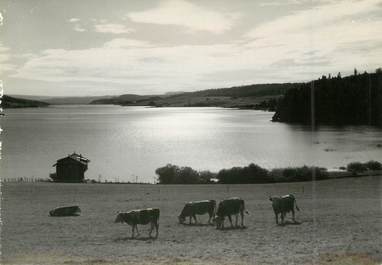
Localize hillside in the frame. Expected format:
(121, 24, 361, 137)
(44, 96, 113, 105)
(90, 83, 300, 110)
(1, 95, 50, 108)
(90, 94, 161, 105)
(9, 95, 113, 105)
(272, 70, 382, 126)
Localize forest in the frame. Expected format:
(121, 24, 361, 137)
(272, 69, 382, 126)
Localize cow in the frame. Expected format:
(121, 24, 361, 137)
(115, 208, 159, 238)
(178, 200, 216, 225)
(269, 194, 300, 225)
(49, 205, 81, 217)
(214, 197, 248, 229)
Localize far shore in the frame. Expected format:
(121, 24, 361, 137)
(3, 169, 382, 185)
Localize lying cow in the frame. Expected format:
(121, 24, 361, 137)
(178, 200, 216, 224)
(49, 205, 81, 217)
(115, 208, 159, 238)
(214, 197, 248, 229)
(269, 194, 300, 225)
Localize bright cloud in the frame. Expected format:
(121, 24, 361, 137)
(127, 0, 239, 34)
(0, 11, 3, 26)
(94, 23, 134, 34)
(68, 18, 80, 23)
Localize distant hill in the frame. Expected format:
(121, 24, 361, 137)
(1, 95, 50, 108)
(10, 95, 113, 105)
(90, 94, 161, 105)
(90, 83, 300, 109)
(44, 96, 113, 105)
(272, 70, 382, 126)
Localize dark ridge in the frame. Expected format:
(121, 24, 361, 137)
(89, 83, 300, 108)
(272, 69, 382, 126)
(2, 95, 50, 108)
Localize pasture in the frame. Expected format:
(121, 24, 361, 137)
(1, 176, 381, 265)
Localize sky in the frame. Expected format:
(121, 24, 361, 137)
(0, 0, 382, 96)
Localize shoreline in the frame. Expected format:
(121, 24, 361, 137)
(3, 170, 382, 185)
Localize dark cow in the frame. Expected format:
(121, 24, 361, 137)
(178, 200, 216, 224)
(214, 197, 248, 229)
(115, 208, 159, 238)
(269, 194, 300, 225)
(49, 205, 81, 217)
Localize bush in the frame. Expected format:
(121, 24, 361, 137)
(155, 164, 179, 184)
(155, 163, 333, 184)
(364, 160, 382, 170)
(155, 164, 213, 184)
(347, 162, 368, 174)
(199, 171, 216, 184)
(269, 166, 328, 182)
(216, 163, 269, 184)
(177, 166, 200, 184)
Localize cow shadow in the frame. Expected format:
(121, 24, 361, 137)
(114, 236, 158, 242)
(218, 226, 248, 231)
(49, 215, 80, 217)
(180, 223, 215, 227)
(278, 220, 302, 226)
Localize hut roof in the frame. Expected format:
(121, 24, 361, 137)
(53, 152, 90, 166)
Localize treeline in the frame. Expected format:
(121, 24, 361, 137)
(347, 160, 382, 173)
(155, 163, 329, 184)
(171, 83, 299, 99)
(1, 95, 50, 108)
(90, 83, 299, 107)
(155, 160, 382, 184)
(2, 177, 51, 182)
(232, 98, 280, 111)
(155, 164, 215, 184)
(272, 69, 382, 126)
(90, 94, 160, 105)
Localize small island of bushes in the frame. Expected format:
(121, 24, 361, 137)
(155, 160, 382, 184)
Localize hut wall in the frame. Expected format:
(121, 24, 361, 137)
(56, 159, 85, 183)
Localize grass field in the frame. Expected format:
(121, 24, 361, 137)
(1, 176, 381, 265)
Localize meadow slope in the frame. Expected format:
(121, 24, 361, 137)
(1, 176, 381, 265)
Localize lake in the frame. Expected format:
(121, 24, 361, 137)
(1, 105, 382, 182)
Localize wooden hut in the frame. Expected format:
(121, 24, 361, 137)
(51, 153, 90, 183)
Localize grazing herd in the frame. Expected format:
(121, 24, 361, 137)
(112, 195, 300, 239)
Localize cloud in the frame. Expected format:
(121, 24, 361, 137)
(68, 18, 80, 23)
(248, 0, 381, 38)
(127, 0, 239, 34)
(259, 0, 305, 7)
(67, 18, 87, 32)
(0, 43, 15, 74)
(8, 0, 382, 95)
(94, 23, 134, 34)
(0, 11, 3, 26)
(244, 0, 382, 76)
(11, 39, 251, 93)
(73, 24, 86, 32)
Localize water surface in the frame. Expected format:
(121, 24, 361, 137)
(1, 105, 381, 182)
